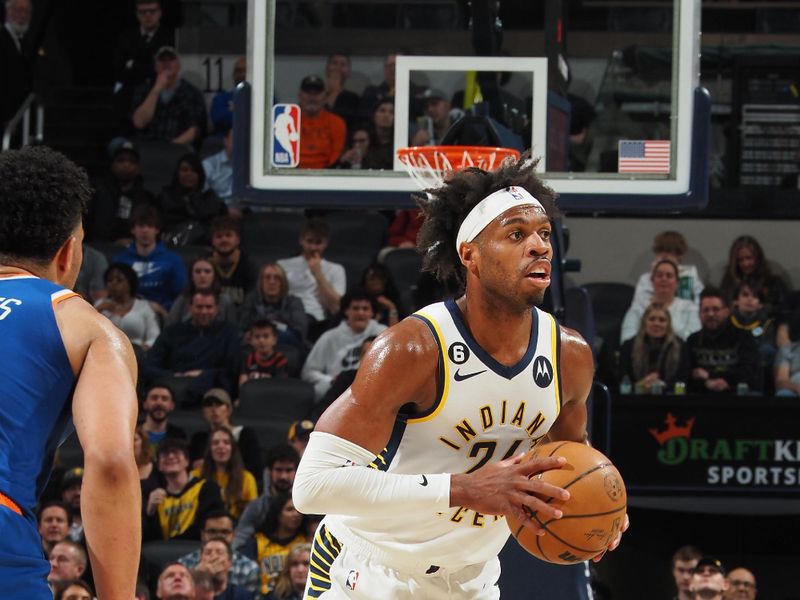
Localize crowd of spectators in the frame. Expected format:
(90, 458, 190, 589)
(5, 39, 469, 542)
(615, 231, 797, 397)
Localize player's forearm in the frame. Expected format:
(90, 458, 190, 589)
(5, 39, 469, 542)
(293, 432, 450, 517)
(81, 451, 142, 600)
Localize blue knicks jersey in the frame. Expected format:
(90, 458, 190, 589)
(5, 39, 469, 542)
(0, 275, 78, 512)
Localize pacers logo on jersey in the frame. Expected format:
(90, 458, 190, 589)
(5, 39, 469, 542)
(532, 355, 553, 388)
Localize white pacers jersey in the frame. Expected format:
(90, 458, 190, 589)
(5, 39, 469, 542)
(325, 299, 562, 570)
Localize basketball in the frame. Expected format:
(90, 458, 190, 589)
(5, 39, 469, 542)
(506, 441, 627, 565)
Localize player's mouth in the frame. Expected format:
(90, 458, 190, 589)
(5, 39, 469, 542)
(524, 262, 551, 287)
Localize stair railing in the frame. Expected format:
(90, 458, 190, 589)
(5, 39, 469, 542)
(2, 93, 45, 151)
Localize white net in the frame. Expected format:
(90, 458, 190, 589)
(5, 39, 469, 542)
(396, 146, 519, 190)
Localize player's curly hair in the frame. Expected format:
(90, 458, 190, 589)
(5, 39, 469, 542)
(415, 155, 559, 287)
(0, 145, 90, 265)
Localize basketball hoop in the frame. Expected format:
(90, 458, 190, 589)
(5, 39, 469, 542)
(396, 145, 521, 190)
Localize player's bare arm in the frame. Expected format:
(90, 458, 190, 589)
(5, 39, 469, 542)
(56, 298, 141, 600)
(298, 317, 570, 530)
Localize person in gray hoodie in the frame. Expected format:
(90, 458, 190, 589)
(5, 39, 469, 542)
(301, 289, 387, 400)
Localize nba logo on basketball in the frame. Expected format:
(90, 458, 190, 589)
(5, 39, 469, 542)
(272, 103, 300, 168)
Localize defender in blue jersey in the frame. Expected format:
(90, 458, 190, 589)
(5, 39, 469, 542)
(0, 146, 141, 600)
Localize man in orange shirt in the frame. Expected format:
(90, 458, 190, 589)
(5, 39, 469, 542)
(297, 75, 346, 169)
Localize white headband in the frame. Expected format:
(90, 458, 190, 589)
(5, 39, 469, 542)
(455, 186, 544, 251)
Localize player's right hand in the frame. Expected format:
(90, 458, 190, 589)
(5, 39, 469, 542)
(450, 453, 570, 535)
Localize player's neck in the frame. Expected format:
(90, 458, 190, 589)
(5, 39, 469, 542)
(457, 295, 533, 356)
(0, 263, 42, 278)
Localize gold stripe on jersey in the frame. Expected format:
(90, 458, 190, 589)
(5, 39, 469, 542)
(407, 311, 450, 424)
(308, 525, 342, 598)
(550, 315, 561, 418)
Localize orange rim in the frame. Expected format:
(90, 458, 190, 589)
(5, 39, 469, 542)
(396, 145, 520, 169)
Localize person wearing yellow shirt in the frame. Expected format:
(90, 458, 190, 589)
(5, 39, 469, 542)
(253, 492, 307, 595)
(192, 426, 257, 519)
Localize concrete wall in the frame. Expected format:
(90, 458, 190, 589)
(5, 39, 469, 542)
(564, 217, 800, 291)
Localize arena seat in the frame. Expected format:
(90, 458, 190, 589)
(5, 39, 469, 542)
(324, 246, 376, 290)
(240, 211, 304, 252)
(325, 211, 388, 256)
(382, 247, 422, 311)
(136, 140, 193, 194)
(582, 282, 634, 347)
(237, 378, 314, 422)
(563, 285, 596, 353)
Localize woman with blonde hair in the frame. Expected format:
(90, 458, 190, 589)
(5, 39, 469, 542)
(238, 261, 308, 348)
(619, 302, 689, 393)
(264, 543, 311, 600)
(195, 425, 257, 519)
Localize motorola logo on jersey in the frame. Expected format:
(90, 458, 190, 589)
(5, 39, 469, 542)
(532, 356, 553, 388)
(448, 342, 470, 365)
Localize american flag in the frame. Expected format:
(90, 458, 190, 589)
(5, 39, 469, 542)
(618, 140, 671, 173)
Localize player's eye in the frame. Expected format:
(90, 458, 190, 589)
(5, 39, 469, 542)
(540, 229, 552, 240)
(509, 230, 523, 241)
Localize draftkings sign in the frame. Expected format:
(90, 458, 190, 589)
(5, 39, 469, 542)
(609, 395, 800, 495)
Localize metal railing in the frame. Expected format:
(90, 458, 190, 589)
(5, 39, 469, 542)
(2, 93, 45, 151)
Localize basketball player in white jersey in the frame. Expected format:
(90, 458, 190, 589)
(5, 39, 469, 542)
(293, 158, 627, 598)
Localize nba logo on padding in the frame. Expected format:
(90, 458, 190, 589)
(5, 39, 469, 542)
(272, 103, 300, 167)
(532, 356, 553, 388)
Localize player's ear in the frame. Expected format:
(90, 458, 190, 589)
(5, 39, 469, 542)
(458, 241, 478, 270)
(54, 234, 78, 282)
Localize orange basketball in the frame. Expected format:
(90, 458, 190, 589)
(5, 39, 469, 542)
(506, 441, 627, 565)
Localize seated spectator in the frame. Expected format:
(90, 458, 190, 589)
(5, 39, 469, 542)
(313, 336, 376, 420)
(158, 153, 228, 245)
(189, 388, 262, 480)
(296, 75, 346, 169)
(112, 0, 174, 125)
(193, 538, 254, 600)
(410, 88, 454, 146)
(235, 445, 300, 552)
(774, 312, 800, 397)
(631, 231, 704, 309)
(360, 98, 394, 170)
(323, 53, 360, 131)
(167, 255, 237, 327)
(335, 127, 371, 170)
(287, 420, 314, 458)
(143, 438, 224, 541)
(86, 139, 156, 244)
(47, 540, 87, 587)
(359, 52, 424, 120)
(277, 218, 346, 334)
(720, 235, 789, 318)
(302, 290, 387, 400)
(140, 383, 187, 455)
(385, 208, 422, 250)
(179, 511, 260, 595)
(202, 127, 237, 215)
(263, 543, 311, 600)
(689, 557, 729, 599)
(621, 259, 701, 343)
(0, 0, 33, 126)
(238, 262, 308, 349)
(360, 262, 402, 326)
(131, 46, 206, 145)
(59, 468, 84, 543)
(193, 426, 258, 519)
(210, 57, 247, 136)
(53, 579, 93, 600)
(38, 501, 70, 556)
(74, 243, 108, 302)
(135, 425, 161, 500)
(154, 563, 196, 600)
(250, 492, 308, 595)
(240, 319, 289, 385)
(95, 263, 160, 351)
(619, 303, 689, 393)
(725, 567, 757, 600)
(687, 287, 760, 394)
(114, 203, 187, 316)
(671, 544, 702, 600)
(210, 216, 256, 307)
(730, 277, 777, 369)
(193, 569, 216, 600)
(146, 290, 241, 400)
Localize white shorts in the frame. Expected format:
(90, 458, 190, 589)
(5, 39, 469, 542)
(305, 522, 501, 600)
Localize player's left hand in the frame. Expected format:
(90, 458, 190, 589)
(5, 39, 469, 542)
(592, 512, 629, 562)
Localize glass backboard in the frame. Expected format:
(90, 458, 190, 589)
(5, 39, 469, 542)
(240, 0, 706, 210)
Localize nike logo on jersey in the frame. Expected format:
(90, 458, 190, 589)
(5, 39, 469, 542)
(420, 474, 428, 486)
(453, 369, 487, 382)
